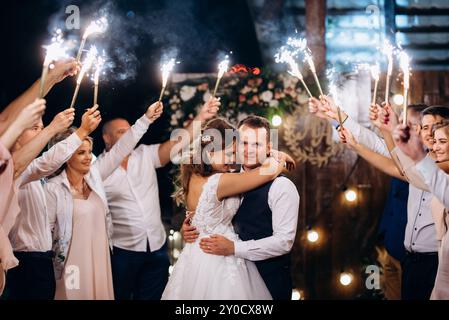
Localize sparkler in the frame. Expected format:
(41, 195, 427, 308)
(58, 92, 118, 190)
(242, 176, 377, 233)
(70, 46, 98, 109)
(93, 54, 105, 106)
(383, 41, 394, 104)
(329, 83, 343, 128)
(399, 51, 410, 126)
(370, 64, 380, 106)
(275, 48, 313, 98)
(304, 51, 324, 97)
(158, 58, 176, 103)
(212, 56, 229, 98)
(275, 38, 312, 98)
(76, 17, 108, 62)
(39, 29, 67, 98)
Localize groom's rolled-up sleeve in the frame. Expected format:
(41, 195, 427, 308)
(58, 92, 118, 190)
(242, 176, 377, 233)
(234, 177, 300, 261)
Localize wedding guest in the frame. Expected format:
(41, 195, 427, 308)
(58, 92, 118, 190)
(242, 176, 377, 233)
(310, 97, 447, 300)
(5, 107, 100, 300)
(394, 120, 449, 299)
(45, 102, 162, 300)
(0, 99, 47, 297)
(101, 98, 219, 300)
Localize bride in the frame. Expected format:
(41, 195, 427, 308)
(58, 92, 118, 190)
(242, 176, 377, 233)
(162, 117, 289, 300)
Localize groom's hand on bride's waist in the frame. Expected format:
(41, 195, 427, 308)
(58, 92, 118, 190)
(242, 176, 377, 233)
(200, 235, 234, 256)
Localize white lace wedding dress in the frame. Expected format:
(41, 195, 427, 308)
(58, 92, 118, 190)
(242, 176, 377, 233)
(161, 173, 272, 300)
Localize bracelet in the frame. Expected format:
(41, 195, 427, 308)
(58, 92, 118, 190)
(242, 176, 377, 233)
(336, 114, 349, 130)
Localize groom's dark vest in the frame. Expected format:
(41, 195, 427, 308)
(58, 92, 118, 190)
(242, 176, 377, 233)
(232, 176, 292, 300)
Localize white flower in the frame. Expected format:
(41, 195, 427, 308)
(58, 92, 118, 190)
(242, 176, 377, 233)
(203, 91, 212, 103)
(241, 86, 251, 94)
(269, 100, 279, 108)
(180, 85, 197, 101)
(261, 90, 273, 102)
(170, 114, 178, 126)
(171, 95, 181, 104)
(171, 104, 178, 111)
(228, 79, 239, 86)
(175, 110, 184, 119)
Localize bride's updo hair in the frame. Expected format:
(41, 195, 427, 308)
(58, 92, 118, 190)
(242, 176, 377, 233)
(173, 117, 236, 206)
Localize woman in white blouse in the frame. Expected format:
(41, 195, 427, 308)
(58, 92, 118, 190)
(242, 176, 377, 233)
(45, 102, 163, 300)
(427, 122, 449, 299)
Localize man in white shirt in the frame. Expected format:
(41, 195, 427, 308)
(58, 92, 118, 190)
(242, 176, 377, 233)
(100, 98, 220, 300)
(183, 115, 300, 300)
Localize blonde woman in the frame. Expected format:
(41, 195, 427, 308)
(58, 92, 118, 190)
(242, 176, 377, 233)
(45, 102, 163, 300)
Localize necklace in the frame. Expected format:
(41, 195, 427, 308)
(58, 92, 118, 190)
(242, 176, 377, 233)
(68, 175, 88, 198)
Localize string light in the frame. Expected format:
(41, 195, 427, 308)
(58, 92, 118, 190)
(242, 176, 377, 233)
(393, 94, 404, 106)
(271, 115, 283, 127)
(339, 272, 354, 286)
(291, 289, 302, 300)
(307, 229, 319, 243)
(344, 189, 357, 202)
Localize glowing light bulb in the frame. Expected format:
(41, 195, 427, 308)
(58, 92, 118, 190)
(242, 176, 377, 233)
(344, 189, 357, 202)
(291, 289, 302, 300)
(393, 94, 404, 106)
(307, 230, 319, 243)
(272, 115, 282, 127)
(340, 272, 354, 286)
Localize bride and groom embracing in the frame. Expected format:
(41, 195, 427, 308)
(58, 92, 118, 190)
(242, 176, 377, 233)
(162, 115, 300, 300)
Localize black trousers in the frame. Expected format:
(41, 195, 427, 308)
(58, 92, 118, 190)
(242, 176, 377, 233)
(111, 242, 170, 300)
(4, 251, 55, 300)
(256, 254, 292, 300)
(401, 251, 438, 300)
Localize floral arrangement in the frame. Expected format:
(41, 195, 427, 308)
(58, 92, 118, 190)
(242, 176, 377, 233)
(164, 70, 312, 130)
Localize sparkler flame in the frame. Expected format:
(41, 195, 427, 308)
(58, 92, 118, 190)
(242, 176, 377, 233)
(286, 37, 307, 52)
(275, 49, 303, 80)
(304, 51, 316, 74)
(275, 37, 313, 98)
(217, 56, 230, 79)
(161, 58, 176, 88)
(43, 29, 68, 66)
(94, 54, 106, 85)
(77, 46, 98, 85)
(399, 51, 410, 90)
(83, 17, 109, 39)
(370, 64, 380, 81)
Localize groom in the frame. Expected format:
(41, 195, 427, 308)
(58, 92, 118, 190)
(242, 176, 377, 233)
(182, 115, 300, 300)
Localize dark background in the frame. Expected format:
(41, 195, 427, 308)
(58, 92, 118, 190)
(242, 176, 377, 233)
(0, 0, 263, 223)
